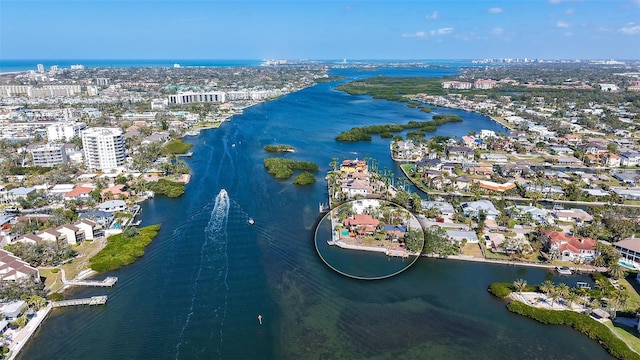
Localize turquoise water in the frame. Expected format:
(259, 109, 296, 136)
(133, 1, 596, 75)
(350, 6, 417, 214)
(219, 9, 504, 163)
(18, 67, 613, 359)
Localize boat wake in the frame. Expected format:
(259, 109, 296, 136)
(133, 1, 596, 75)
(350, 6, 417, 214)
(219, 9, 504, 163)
(175, 189, 230, 359)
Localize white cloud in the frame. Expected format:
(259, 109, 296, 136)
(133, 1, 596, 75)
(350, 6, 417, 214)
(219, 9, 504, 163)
(490, 27, 504, 35)
(430, 27, 454, 35)
(488, 7, 503, 14)
(426, 11, 439, 20)
(619, 24, 640, 35)
(402, 31, 426, 38)
(556, 21, 570, 28)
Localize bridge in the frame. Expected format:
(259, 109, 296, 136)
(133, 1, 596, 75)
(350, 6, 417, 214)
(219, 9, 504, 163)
(51, 296, 108, 308)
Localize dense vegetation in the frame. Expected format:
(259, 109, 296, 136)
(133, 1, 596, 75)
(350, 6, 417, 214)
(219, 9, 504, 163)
(293, 172, 316, 185)
(264, 144, 295, 153)
(336, 115, 462, 142)
(336, 76, 446, 101)
(263, 158, 319, 180)
(5, 241, 77, 267)
(148, 178, 185, 197)
(0, 278, 46, 301)
(162, 139, 193, 155)
(8, 166, 53, 176)
(89, 224, 160, 272)
(507, 301, 637, 360)
(489, 282, 513, 298)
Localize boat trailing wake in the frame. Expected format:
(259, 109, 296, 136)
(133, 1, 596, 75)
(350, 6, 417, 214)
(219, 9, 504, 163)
(175, 189, 230, 359)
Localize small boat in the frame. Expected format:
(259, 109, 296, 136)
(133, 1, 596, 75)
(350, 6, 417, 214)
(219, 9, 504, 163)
(556, 266, 572, 275)
(248, 218, 255, 225)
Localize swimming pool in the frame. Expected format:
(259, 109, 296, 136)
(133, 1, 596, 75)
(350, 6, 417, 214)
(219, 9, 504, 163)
(619, 259, 639, 270)
(341, 230, 349, 237)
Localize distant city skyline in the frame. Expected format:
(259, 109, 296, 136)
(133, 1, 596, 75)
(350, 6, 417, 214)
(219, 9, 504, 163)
(1, 0, 639, 60)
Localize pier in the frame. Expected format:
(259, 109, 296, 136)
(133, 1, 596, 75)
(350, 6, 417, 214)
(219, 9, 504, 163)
(61, 269, 118, 287)
(51, 296, 108, 308)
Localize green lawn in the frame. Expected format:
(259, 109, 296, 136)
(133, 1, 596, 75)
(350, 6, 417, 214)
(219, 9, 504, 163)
(605, 322, 640, 355)
(619, 277, 640, 312)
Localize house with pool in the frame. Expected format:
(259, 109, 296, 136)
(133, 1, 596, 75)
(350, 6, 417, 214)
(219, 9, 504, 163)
(613, 237, 640, 272)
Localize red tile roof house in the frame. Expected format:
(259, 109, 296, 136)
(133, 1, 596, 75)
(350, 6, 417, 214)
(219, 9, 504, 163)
(64, 186, 94, 201)
(540, 230, 597, 263)
(343, 214, 380, 235)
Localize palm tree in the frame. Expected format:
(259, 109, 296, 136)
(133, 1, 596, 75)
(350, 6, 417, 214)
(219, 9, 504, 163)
(540, 280, 555, 296)
(556, 283, 570, 300)
(608, 263, 625, 280)
(595, 278, 608, 297)
(565, 292, 580, 310)
(513, 279, 527, 295)
(548, 288, 561, 308)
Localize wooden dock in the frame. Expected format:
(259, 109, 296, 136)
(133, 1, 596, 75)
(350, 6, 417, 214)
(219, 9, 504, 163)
(64, 276, 118, 287)
(52, 296, 108, 308)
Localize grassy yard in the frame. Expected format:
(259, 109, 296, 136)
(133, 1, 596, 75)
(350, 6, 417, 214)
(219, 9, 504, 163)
(40, 238, 107, 293)
(605, 322, 640, 355)
(461, 243, 483, 258)
(619, 277, 640, 312)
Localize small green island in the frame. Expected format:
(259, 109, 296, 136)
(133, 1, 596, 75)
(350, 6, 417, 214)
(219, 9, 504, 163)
(264, 144, 296, 153)
(264, 157, 319, 185)
(148, 178, 185, 198)
(89, 224, 161, 272)
(336, 115, 462, 142)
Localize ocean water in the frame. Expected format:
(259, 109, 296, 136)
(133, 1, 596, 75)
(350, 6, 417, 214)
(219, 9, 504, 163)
(0, 59, 263, 73)
(18, 66, 612, 359)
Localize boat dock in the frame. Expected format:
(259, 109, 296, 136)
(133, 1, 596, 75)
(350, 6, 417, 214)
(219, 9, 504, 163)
(61, 269, 118, 287)
(177, 152, 193, 157)
(52, 296, 108, 308)
(64, 277, 118, 287)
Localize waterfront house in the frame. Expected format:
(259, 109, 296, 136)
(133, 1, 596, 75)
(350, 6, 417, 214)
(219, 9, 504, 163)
(339, 159, 368, 174)
(0, 300, 27, 321)
(506, 205, 549, 224)
(614, 237, 640, 268)
(0, 249, 39, 282)
(476, 180, 516, 193)
(556, 155, 583, 166)
(496, 163, 531, 177)
(78, 210, 112, 228)
(612, 187, 640, 200)
(441, 162, 457, 175)
(540, 230, 596, 262)
(445, 230, 479, 243)
(552, 208, 593, 224)
(612, 172, 640, 186)
(415, 158, 441, 172)
(454, 177, 472, 191)
(421, 201, 455, 216)
(343, 214, 380, 235)
(98, 199, 127, 213)
(384, 225, 407, 241)
(607, 153, 621, 167)
(101, 184, 130, 200)
(460, 200, 500, 219)
(339, 179, 373, 199)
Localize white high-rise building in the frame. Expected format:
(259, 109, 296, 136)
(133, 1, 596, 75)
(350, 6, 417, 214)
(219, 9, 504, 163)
(81, 127, 126, 171)
(37, 64, 44, 73)
(47, 122, 87, 142)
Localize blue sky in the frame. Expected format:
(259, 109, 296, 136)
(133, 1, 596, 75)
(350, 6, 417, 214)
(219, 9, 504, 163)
(1, 0, 639, 60)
